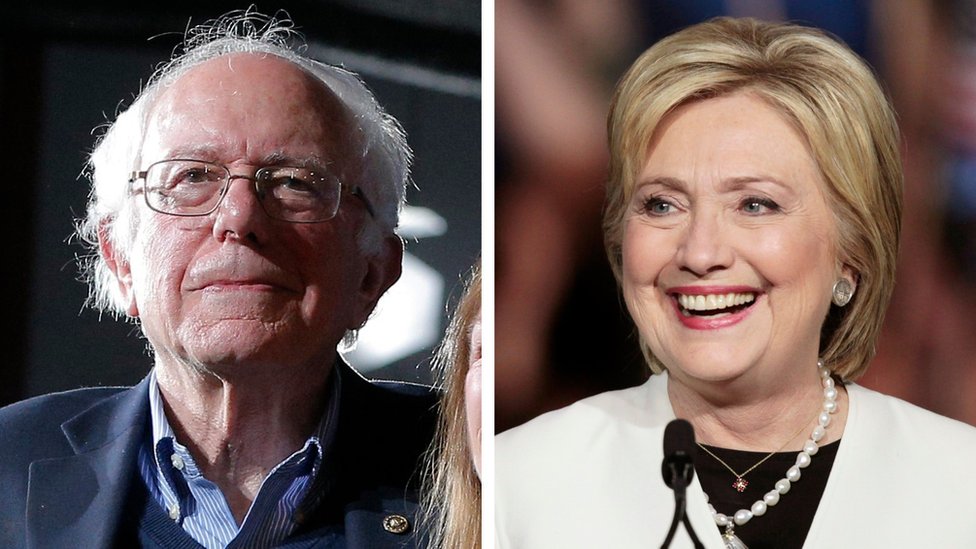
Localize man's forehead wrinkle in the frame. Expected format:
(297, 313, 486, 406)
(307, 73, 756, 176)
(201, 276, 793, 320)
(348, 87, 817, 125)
(218, 77, 237, 96)
(306, 80, 362, 165)
(146, 113, 337, 169)
(142, 53, 362, 177)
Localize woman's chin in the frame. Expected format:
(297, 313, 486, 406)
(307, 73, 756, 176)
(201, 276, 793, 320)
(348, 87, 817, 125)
(661, 355, 765, 387)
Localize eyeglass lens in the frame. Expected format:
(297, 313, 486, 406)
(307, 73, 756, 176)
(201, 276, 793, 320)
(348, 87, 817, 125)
(142, 159, 342, 222)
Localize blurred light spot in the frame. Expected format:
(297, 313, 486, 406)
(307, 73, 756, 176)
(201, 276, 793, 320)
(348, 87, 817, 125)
(398, 205, 448, 239)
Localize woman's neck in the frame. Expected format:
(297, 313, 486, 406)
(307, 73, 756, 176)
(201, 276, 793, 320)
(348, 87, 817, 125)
(667, 367, 848, 452)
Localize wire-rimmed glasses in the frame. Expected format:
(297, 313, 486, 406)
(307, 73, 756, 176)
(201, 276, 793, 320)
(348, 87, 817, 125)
(128, 159, 375, 223)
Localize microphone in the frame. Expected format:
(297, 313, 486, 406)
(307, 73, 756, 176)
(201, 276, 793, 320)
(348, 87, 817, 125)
(660, 419, 704, 549)
(662, 419, 696, 490)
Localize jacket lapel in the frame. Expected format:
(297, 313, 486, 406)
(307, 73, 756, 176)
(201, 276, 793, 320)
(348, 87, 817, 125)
(26, 378, 149, 549)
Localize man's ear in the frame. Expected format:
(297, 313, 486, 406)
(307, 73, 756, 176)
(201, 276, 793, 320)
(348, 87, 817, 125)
(351, 234, 403, 329)
(98, 222, 139, 317)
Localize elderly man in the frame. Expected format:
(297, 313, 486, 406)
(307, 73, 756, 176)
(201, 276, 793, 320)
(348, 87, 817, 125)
(0, 13, 437, 549)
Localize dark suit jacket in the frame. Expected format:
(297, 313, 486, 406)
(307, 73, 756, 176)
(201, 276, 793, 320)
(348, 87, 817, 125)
(0, 362, 438, 548)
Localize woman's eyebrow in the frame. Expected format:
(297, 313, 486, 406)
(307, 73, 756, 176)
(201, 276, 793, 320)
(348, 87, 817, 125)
(635, 176, 686, 192)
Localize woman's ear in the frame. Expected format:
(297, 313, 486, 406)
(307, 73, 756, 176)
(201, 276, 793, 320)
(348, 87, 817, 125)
(840, 264, 858, 294)
(98, 222, 139, 317)
(831, 264, 858, 308)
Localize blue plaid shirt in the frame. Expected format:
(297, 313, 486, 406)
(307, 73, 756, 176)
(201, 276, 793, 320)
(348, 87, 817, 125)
(138, 371, 339, 549)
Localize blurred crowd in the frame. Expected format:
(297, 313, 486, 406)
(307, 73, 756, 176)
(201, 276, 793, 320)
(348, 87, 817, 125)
(495, 0, 976, 432)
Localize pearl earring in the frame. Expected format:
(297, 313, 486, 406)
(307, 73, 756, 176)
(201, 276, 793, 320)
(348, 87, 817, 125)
(832, 279, 854, 307)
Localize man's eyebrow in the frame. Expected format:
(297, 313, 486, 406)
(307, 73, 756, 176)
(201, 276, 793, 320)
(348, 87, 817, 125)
(159, 149, 332, 169)
(261, 152, 331, 168)
(163, 145, 221, 160)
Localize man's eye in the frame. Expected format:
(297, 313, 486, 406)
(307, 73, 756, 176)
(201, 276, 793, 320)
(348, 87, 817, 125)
(181, 169, 208, 182)
(277, 176, 316, 193)
(171, 168, 219, 187)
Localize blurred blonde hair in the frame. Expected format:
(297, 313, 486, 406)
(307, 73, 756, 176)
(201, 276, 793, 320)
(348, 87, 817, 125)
(604, 17, 903, 380)
(422, 262, 482, 548)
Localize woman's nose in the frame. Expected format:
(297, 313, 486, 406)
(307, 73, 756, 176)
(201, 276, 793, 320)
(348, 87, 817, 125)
(674, 210, 734, 276)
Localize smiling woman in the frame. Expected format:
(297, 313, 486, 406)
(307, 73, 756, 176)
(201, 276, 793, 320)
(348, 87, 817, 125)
(496, 17, 976, 549)
(622, 92, 844, 385)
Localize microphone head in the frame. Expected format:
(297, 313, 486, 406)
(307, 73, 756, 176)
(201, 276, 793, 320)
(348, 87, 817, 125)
(663, 419, 695, 458)
(662, 419, 696, 489)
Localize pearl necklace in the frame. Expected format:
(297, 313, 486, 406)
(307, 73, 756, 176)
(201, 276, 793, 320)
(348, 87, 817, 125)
(704, 360, 838, 549)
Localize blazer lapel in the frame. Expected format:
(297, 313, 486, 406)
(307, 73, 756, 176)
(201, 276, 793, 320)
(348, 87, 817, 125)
(26, 378, 149, 549)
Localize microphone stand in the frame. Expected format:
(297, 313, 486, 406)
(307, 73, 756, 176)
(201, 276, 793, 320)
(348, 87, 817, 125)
(660, 480, 688, 548)
(661, 420, 705, 549)
(660, 455, 704, 549)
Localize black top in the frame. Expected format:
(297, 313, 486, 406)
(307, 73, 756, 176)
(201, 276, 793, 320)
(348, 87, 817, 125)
(694, 440, 841, 549)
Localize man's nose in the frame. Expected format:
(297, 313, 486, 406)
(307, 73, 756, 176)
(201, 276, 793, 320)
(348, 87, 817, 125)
(212, 175, 268, 243)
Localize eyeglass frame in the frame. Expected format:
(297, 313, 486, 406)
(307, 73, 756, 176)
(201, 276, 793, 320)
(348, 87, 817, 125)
(127, 158, 376, 223)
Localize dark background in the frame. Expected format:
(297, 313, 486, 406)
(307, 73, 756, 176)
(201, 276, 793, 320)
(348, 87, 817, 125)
(0, 0, 481, 406)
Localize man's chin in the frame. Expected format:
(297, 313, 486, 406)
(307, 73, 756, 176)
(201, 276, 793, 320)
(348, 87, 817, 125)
(168, 331, 333, 372)
(174, 349, 331, 380)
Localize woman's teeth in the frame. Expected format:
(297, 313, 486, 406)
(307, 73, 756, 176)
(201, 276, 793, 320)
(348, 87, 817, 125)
(677, 292, 756, 315)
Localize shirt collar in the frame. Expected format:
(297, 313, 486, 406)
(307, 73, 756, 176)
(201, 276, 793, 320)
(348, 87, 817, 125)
(146, 366, 343, 501)
(143, 366, 346, 545)
(147, 368, 341, 455)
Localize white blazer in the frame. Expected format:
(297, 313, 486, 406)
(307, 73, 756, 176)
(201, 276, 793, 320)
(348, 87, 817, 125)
(496, 373, 976, 548)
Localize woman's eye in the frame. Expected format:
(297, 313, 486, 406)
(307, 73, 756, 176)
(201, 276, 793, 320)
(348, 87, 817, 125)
(642, 197, 675, 216)
(741, 197, 779, 214)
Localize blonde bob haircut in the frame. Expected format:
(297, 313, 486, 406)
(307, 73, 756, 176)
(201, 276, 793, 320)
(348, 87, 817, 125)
(604, 17, 903, 380)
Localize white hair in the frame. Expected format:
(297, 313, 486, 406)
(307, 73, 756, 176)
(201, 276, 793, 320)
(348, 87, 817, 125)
(78, 9, 412, 316)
